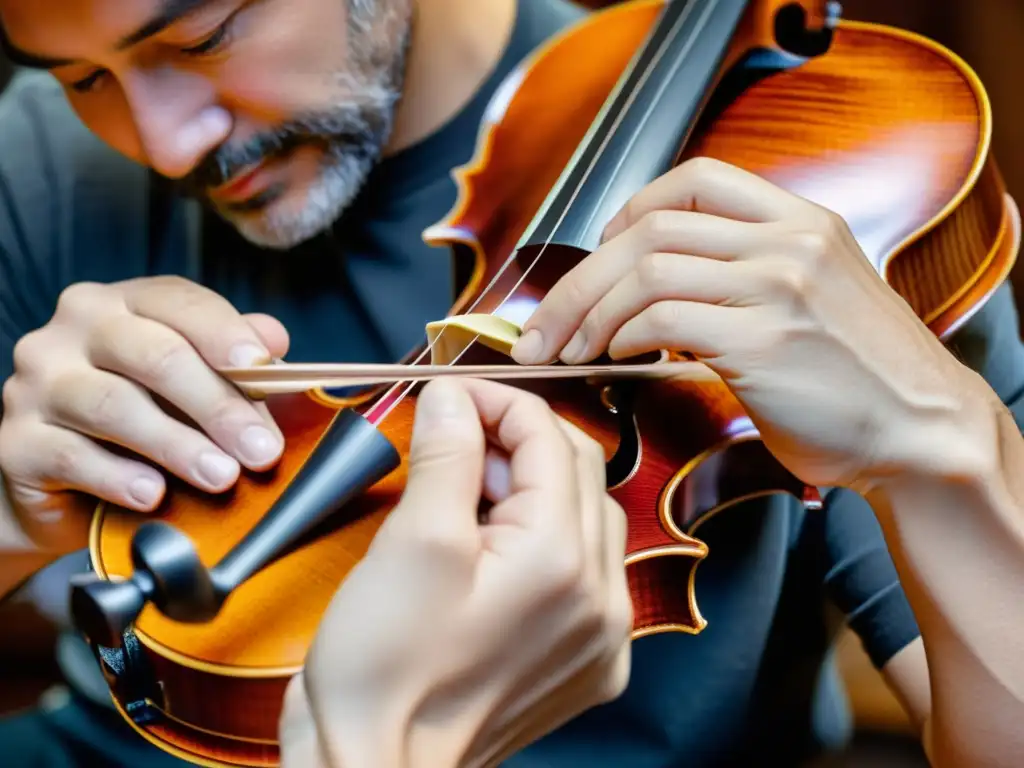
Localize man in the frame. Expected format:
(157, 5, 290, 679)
(0, 0, 1022, 765)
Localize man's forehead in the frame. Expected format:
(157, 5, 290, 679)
(1, 0, 148, 35)
(0, 0, 211, 68)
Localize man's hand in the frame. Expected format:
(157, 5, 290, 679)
(279, 378, 632, 768)
(512, 157, 989, 490)
(0, 276, 288, 544)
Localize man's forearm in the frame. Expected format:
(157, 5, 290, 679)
(864, 381, 1024, 766)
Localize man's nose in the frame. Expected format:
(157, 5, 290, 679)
(124, 74, 232, 180)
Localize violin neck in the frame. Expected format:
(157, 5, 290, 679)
(518, 0, 752, 253)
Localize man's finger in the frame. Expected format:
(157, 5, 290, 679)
(606, 300, 751, 362)
(602, 157, 811, 242)
(123, 277, 275, 368)
(87, 313, 283, 472)
(482, 446, 512, 504)
(243, 313, 291, 360)
(457, 380, 579, 536)
(279, 675, 318, 768)
(45, 367, 244, 493)
(556, 417, 608, 586)
(603, 497, 628, 596)
(558, 254, 744, 364)
(1, 421, 167, 514)
(389, 379, 487, 550)
(512, 211, 763, 366)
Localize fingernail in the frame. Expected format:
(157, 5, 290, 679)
(483, 451, 511, 502)
(17, 487, 63, 524)
(511, 329, 544, 364)
(602, 214, 624, 242)
(229, 343, 269, 367)
(128, 476, 163, 508)
(17, 487, 48, 504)
(560, 332, 587, 364)
(238, 425, 282, 467)
(31, 508, 64, 524)
(416, 379, 466, 428)
(195, 452, 239, 489)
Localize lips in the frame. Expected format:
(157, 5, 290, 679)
(209, 161, 267, 202)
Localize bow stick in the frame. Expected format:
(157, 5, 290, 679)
(220, 360, 719, 395)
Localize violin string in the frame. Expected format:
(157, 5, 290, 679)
(368, 0, 708, 425)
(368, 0, 715, 426)
(564, 1, 719, 240)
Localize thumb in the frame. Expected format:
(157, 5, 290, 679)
(389, 379, 486, 546)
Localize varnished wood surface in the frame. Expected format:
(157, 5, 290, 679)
(87, 0, 1016, 762)
(680, 20, 1015, 335)
(586, 0, 1024, 329)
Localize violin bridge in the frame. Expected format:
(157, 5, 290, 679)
(424, 314, 524, 365)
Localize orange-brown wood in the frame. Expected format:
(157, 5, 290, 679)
(84, 0, 1018, 764)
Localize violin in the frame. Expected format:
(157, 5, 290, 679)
(66, 0, 1020, 764)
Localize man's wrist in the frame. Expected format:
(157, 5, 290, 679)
(325, 709, 474, 768)
(296, 680, 478, 768)
(856, 368, 1015, 511)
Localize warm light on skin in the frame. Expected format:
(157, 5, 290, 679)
(0, 0, 517, 249)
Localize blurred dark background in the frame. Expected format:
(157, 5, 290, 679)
(0, 47, 9, 92)
(1, 0, 1021, 765)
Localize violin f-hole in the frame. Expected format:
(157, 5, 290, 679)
(668, 437, 823, 536)
(600, 383, 643, 489)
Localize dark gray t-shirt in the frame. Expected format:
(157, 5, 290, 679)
(3, 0, 1024, 764)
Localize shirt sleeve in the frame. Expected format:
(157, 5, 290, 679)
(945, 280, 1024, 430)
(0, 72, 71, 401)
(812, 279, 1024, 669)
(0, 71, 157, 418)
(814, 487, 919, 669)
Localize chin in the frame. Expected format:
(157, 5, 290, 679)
(218, 154, 372, 250)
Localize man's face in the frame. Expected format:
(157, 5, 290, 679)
(0, 0, 413, 248)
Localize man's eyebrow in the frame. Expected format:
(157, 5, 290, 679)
(0, 23, 71, 68)
(117, 0, 215, 50)
(0, 0, 215, 70)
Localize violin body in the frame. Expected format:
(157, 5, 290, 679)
(79, 0, 1019, 764)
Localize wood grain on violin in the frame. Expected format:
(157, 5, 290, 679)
(70, 0, 1018, 764)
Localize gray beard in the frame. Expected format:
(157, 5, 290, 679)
(212, 1, 413, 249)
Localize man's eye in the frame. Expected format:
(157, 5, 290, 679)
(180, 20, 232, 56)
(70, 70, 107, 94)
